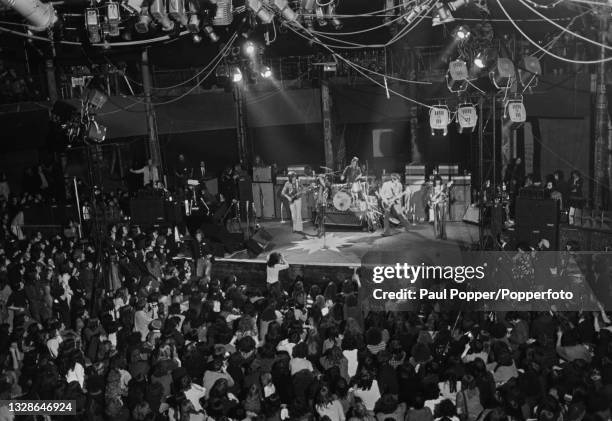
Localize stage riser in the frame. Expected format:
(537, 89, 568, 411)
(212, 260, 354, 290)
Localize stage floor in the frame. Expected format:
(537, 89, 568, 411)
(222, 220, 479, 266)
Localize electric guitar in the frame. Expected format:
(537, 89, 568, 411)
(429, 181, 454, 207)
(287, 185, 317, 203)
(381, 189, 412, 210)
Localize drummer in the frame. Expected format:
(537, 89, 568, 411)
(341, 157, 364, 202)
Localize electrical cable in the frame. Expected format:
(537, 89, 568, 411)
(496, 0, 612, 64)
(521, 0, 564, 8)
(518, 0, 612, 52)
(286, 22, 433, 109)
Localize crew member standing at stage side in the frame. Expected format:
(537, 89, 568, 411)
(282, 172, 303, 233)
(379, 173, 411, 236)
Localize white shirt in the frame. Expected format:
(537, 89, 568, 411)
(380, 180, 403, 204)
(352, 380, 381, 411)
(184, 383, 207, 411)
(133, 165, 160, 186)
(66, 362, 85, 388)
(266, 263, 289, 284)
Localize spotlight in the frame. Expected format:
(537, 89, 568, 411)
(202, 19, 220, 42)
(169, 0, 188, 26)
(187, 13, 200, 32)
(232, 67, 243, 83)
(135, 7, 151, 33)
(518, 56, 541, 89)
(446, 60, 468, 92)
(432, 1, 454, 27)
(273, 0, 296, 21)
(457, 103, 478, 133)
(454, 25, 470, 40)
(403, 3, 426, 25)
(328, 1, 342, 29)
(192, 33, 202, 43)
(260, 66, 272, 78)
(212, 0, 233, 25)
(474, 52, 486, 69)
(87, 120, 107, 143)
(504, 98, 526, 130)
(315, 6, 327, 26)
(448, 0, 470, 11)
(1, 0, 57, 31)
(247, 0, 274, 24)
(85, 89, 108, 109)
(490, 57, 515, 90)
(106, 2, 120, 37)
(85, 8, 101, 43)
(430, 105, 451, 136)
(150, 0, 175, 31)
(244, 41, 256, 56)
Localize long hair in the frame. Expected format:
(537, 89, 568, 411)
(267, 252, 281, 267)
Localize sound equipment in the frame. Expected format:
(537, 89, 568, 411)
(515, 198, 559, 249)
(438, 164, 459, 176)
(253, 166, 273, 182)
(519, 186, 546, 199)
(323, 208, 363, 228)
(252, 182, 275, 219)
(246, 227, 274, 258)
(287, 164, 309, 175)
(200, 222, 244, 253)
(405, 164, 426, 176)
(238, 180, 253, 202)
(130, 198, 165, 226)
(462, 205, 480, 224)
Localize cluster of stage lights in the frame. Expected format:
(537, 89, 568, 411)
(226, 40, 273, 84)
(432, 52, 542, 136)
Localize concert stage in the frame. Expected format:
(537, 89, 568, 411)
(212, 221, 479, 286)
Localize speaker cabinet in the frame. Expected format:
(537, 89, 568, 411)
(252, 182, 275, 219)
(515, 198, 559, 249)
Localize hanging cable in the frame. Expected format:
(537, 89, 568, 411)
(496, 0, 612, 64)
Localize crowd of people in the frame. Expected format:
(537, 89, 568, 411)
(0, 165, 609, 421)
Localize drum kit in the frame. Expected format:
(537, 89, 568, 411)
(329, 176, 383, 230)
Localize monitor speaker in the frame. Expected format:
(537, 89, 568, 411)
(515, 198, 559, 249)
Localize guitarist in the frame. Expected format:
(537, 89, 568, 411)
(380, 173, 411, 236)
(282, 172, 303, 233)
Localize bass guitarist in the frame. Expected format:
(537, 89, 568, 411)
(282, 172, 304, 233)
(379, 173, 412, 236)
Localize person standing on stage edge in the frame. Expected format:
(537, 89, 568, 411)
(282, 172, 303, 233)
(379, 173, 411, 236)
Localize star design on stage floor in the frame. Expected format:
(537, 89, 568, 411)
(287, 233, 357, 254)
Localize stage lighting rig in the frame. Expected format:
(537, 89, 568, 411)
(247, 0, 274, 24)
(490, 57, 515, 90)
(135, 7, 151, 33)
(232, 67, 243, 82)
(454, 25, 470, 40)
(85, 8, 101, 42)
(150, 0, 175, 31)
(169, 0, 188, 26)
(327, 1, 341, 30)
(0, 0, 57, 31)
(211, 0, 233, 25)
(518, 56, 541, 90)
(504, 96, 526, 130)
(403, 2, 427, 25)
(202, 18, 219, 42)
(272, 0, 296, 21)
(446, 60, 468, 92)
(106, 2, 121, 36)
(456, 103, 477, 133)
(432, 1, 454, 26)
(87, 120, 107, 143)
(430, 105, 451, 136)
(260, 65, 272, 78)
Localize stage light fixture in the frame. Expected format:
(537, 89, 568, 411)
(446, 59, 468, 92)
(454, 25, 470, 40)
(315, 6, 327, 26)
(273, 0, 296, 21)
(85, 89, 108, 109)
(232, 67, 243, 83)
(504, 98, 526, 130)
(448, 0, 470, 11)
(518, 55, 541, 89)
(0, 0, 57, 31)
(430, 105, 451, 136)
(403, 3, 426, 25)
(106, 2, 120, 36)
(244, 41, 256, 56)
(432, 1, 454, 27)
(87, 120, 107, 143)
(85, 8, 101, 43)
(135, 7, 151, 33)
(202, 18, 220, 42)
(247, 0, 274, 24)
(192, 33, 202, 43)
(169, 0, 188, 26)
(490, 57, 515, 90)
(457, 103, 478, 133)
(328, 1, 342, 29)
(150, 0, 175, 31)
(260, 66, 272, 78)
(473, 52, 485, 69)
(187, 12, 200, 32)
(211, 0, 233, 25)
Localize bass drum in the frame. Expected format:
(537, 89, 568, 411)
(333, 191, 352, 211)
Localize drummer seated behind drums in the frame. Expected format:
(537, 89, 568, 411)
(341, 157, 364, 202)
(379, 173, 412, 236)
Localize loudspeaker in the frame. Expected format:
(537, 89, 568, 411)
(200, 222, 243, 253)
(130, 198, 165, 226)
(252, 182, 275, 219)
(252, 227, 273, 245)
(238, 180, 253, 202)
(324, 209, 363, 228)
(515, 198, 559, 249)
(246, 239, 264, 257)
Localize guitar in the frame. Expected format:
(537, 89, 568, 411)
(429, 181, 454, 206)
(287, 185, 317, 203)
(381, 189, 412, 210)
